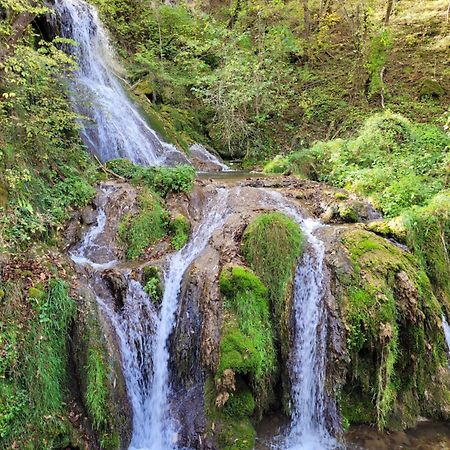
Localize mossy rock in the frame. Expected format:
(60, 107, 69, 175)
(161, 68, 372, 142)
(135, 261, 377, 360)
(133, 78, 155, 97)
(419, 78, 445, 99)
(241, 213, 305, 360)
(218, 417, 256, 450)
(337, 228, 448, 431)
(118, 189, 169, 260)
(204, 376, 256, 450)
(338, 203, 358, 223)
(72, 286, 131, 449)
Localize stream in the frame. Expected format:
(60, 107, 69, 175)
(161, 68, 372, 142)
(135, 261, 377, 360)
(54, 0, 450, 449)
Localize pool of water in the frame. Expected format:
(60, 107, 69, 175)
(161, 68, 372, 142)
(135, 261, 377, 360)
(255, 413, 450, 450)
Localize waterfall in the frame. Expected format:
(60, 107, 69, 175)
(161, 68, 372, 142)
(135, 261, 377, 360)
(133, 188, 230, 450)
(189, 144, 231, 172)
(263, 191, 339, 450)
(285, 219, 337, 450)
(71, 187, 230, 450)
(52, 0, 188, 166)
(443, 316, 450, 366)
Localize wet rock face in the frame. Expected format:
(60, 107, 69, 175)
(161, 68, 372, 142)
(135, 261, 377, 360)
(71, 283, 132, 450)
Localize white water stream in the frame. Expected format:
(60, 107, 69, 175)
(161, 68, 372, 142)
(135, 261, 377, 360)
(263, 192, 338, 450)
(52, 0, 188, 166)
(443, 316, 450, 366)
(56, 0, 339, 447)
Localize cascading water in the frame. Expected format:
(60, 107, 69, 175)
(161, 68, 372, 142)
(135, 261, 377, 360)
(443, 316, 450, 365)
(52, 0, 188, 166)
(263, 191, 338, 450)
(133, 188, 230, 450)
(189, 144, 231, 172)
(285, 220, 337, 450)
(71, 187, 230, 450)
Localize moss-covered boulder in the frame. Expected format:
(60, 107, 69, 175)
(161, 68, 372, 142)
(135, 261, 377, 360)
(205, 265, 277, 449)
(241, 212, 305, 362)
(333, 228, 449, 431)
(118, 189, 169, 260)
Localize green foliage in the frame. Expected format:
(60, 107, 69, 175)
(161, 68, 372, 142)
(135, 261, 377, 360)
(0, 38, 97, 252)
(241, 212, 305, 356)
(340, 229, 448, 430)
(105, 159, 195, 197)
(366, 29, 392, 100)
(403, 191, 450, 306)
(263, 155, 289, 174)
(142, 266, 164, 304)
(118, 189, 169, 260)
(170, 214, 190, 250)
(277, 112, 449, 218)
(0, 280, 77, 448)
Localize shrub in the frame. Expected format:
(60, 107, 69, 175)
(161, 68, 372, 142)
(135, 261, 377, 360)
(106, 159, 196, 197)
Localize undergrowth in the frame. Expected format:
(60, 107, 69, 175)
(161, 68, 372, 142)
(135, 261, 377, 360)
(106, 158, 195, 197)
(0, 279, 77, 448)
(118, 188, 169, 259)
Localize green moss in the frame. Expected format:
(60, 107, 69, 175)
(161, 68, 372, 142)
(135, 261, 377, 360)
(28, 287, 45, 300)
(403, 191, 450, 307)
(170, 214, 190, 250)
(85, 346, 119, 450)
(85, 347, 109, 430)
(204, 377, 255, 450)
(218, 417, 256, 450)
(241, 212, 305, 358)
(219, 266, 276, 387)
(339, 229, 448, 430)
(338, 203, 358, 223)
(142, 266, 164, 304)
(222, 389, 256, 418)
(118, 189, 169, 260)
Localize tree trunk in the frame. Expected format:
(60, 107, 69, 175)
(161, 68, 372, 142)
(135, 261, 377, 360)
(384, 0, 395, 25)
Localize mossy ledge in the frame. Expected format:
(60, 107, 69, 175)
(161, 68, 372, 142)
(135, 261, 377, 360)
(206, 265, 275, 450)
(241, 212, 305, 364)
(335, 228, 450, 431)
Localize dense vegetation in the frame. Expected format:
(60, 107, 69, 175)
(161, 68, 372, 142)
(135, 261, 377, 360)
(90, 0, 449, 161)
(0, 0, 449, 448)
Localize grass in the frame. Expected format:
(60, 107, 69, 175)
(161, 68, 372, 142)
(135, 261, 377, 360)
(0, 280, 77, 449)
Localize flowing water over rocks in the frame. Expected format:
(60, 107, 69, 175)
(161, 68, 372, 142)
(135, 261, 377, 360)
(52, 0, 189, 166)
(443, 317, 450, 364)
(52, 1, 450, 447)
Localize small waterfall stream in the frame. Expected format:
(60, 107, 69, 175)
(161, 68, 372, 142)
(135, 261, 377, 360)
(443, 317, 450, 365)
(263, 191, 338, 449)
(55, 0, 340, 447)
(52, 0, 188, 166)
(131, 189, 230, 450)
